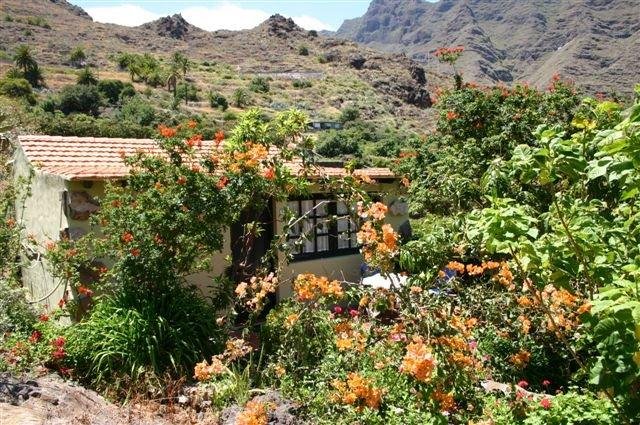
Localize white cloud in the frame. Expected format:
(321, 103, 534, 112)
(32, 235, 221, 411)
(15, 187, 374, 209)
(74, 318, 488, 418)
(290, 15, 335, 31)
(84, 1, 335, 32)
(181, 3, 270, 31)
(85, 4, 161, 27)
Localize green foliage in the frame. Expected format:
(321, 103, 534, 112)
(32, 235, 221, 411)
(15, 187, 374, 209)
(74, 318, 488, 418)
(12, 45, 44, 88)
(64, 284, 222, 393)
(97, 79, 133, 104)
(298, 45, 309, 56)
(34, 111, 154, 138)
(249, 77, 270, 94)
(25, 16, 50, 29)
(69, 46, 86, 68)
(176, 82, 198, 103)
(232, 88, 250, 108)
(76, 67, 98, 85)
(208, 92, 229, 111)
(339, 106, 360, 124)
(292, 79, 312, 89)
(316, 130, 362, 158)
(57, 84, 102, 116)
(118, 96, 157, 126)
(0, 77, 35, 104)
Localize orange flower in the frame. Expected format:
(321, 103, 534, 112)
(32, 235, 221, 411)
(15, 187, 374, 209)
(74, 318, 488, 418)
(217, 176, 229, 189)
(263, 167, 275, 180)
(214, 130, 225, 144)
(121, 232, 134, 244)
(130, 248, 141, 257)
(77, 285, 93, 297)
(187, 119, 197, 129)
(446, 261, 465, 274)
(293, 273, 343, 301)
(332, 373, 382, 410)
(177, 175, 187, 185)
(158, 124, 177, 138)
(432, 389, 456, 413)
(509, 349, 531, 368)
(284, 313, 299, 328)
(401, 337, 436, 382)
(446, 110, 459, 121)
(186, 134, 203, 148)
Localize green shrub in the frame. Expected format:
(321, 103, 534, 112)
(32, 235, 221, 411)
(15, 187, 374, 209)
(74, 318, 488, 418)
(176, 82, 199, 102)
(76, 67, 98, 85)
(97, 79, 133, 104)
(223, 111, 237, 121)
(34, 111, 154, 138)
(292, 79, 312, 89)
(64, 284, 223, 393)
(316, 130, 362, 158)
(118, 84, 136, 101)
(25, 16, 50, 28)
(69, 46, 86, 68)
(339, 106, 360, 123)
(119, 96, 157, 126)
(249, 77, 270, 94)
(208, 91, 229, 111)
(0, 77, 35, 104)
(232, 88, 250, 108)
(298, 45, 309, 56)
(57, 84, 102, 115)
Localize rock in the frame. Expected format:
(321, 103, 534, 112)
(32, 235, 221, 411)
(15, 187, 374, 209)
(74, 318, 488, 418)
(261, 14, 303, 38)
(142, 14, 192, 39)
(348, 54, 367, 70)
(409, 65, 426, 85)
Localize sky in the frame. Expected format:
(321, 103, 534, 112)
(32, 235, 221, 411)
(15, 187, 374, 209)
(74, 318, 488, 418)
(70, 1, 375, 32)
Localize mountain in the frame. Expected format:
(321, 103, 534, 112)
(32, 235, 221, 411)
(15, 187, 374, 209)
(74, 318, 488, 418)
(0, 0, 438, 132)
(336, 0, 640, 95)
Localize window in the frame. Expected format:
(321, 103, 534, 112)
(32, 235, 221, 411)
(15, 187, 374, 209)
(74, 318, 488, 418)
(286, 197, 359, 260)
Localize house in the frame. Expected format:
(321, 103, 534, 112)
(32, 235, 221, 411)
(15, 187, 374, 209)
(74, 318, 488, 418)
(308, 121, 343, 131)
(13, 135, 409, 309)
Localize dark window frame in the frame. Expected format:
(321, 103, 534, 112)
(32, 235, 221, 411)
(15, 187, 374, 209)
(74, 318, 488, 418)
(287, 195, 360, 262)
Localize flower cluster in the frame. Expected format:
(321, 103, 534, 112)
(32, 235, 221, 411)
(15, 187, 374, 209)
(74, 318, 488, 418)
(334, 320, 367, 352)
(331, 372, 382, 410)
(434, 46, 464, 65)
(401, 337, 437, 382)
(227, 142, 269, 173)
(235, 272, 278, 311)
(356, 202, 400, 272)
(193, 338, 253, 382)
(293, 273, 343, 302)
(236, 400, 272, 425)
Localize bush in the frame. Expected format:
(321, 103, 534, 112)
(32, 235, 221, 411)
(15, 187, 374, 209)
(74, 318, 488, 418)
(208, 91, 229, 111)
(57, 84, 102, 115)
(76, 68, 98, 85)
(119, 96, 157, 126)
(69, 46, 86, 68)
(249, 77, 270, 94)
(316, 130, 363, 158)
(119, 84, 136, 101)
(298, 45, 309, 56)
(232, 88, 250, 108)
(97, 79, 133, 104)
(339, 106, 360, 124)
(35, 111, 154, 138)
(0, 77, 35, 104)
(176, 82, 199, 102)
(292, 79, 312, 89)
(65, 284, 223, 393)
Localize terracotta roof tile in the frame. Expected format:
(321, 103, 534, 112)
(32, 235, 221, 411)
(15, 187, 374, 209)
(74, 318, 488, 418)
(17, 135, 396, 181)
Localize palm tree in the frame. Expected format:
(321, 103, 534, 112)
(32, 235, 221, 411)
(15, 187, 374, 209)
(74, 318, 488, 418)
(166, 66, 180, 98)
(77, 67, 98, 85)
(232, 88, 249, 108)
(13, 45, 37, 74)
(171, 52, 189, 78)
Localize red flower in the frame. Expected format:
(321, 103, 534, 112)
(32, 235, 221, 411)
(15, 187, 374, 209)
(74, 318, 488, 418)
(38, 314, 49, 322)
(187, 119, 198, 129)
(158, 124, 177, 138)
(542, 379, 551, 387)
(130, 248, 141, 257)
(215, 130, 225, 144)
(52, 336, 66, 348)
(177, 175, 187, 185)
(52, 348, 66, 360)
(446, 110, 459, 121)
(333, 306, 343, 315)
(58, 298, 66, 308)
(263, 167, 276, 180)
(540, 397, 552, 409)
(517, 380, 529, 388)
(121, 232, 134, 244)
(186, 134, 203, 148)
(77, 285, 93, 298)
(29, 330, 42, 344)
(349, 309, 359, 318)
(217, 176, 229, 190)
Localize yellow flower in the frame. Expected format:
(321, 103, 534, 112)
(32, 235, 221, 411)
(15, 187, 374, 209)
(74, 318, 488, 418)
(285, 313, 299, 328)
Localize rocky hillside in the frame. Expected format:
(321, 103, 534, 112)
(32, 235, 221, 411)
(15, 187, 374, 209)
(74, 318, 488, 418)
(336, 0, 640, 96)
(0, 0, 438, 131)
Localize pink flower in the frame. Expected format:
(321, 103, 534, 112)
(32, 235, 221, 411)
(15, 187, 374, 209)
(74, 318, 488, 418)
(542, 379, 551, 387)
(349, 309, 359, 318)
(517, 380, 529, 388)
(332, 306, 343, 315)
(468, 340, 478, 350)
(540, 397, 552, 409)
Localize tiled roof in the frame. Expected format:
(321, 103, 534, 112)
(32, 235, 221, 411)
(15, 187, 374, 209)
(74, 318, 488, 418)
(17, 135, 396, 181)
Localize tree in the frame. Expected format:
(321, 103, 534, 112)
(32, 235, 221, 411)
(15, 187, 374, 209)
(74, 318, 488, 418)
(208, 92, 228, 111)
(232, 88, 249, 108)
(0, 77, 35, 104)
(171, 52, 189, 78)
(69, 46, 86, 68)
(339, 106, 360, 124)
(166, 66, 180, 99)
(77, 67, 98, 85)
(13, 45, 36, 74)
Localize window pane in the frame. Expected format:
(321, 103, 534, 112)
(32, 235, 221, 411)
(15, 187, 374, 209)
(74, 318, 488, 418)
(338, 232, 351, 249)
(303, 235, 315, 253)
(337, 201, 349, 215)
(301, 200, 314, 218)
(337, 217, 349, 232)
(317, 235, 329, 252)
(315, 200, 329, 217)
